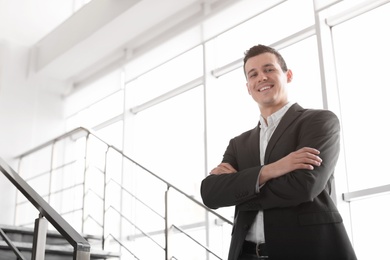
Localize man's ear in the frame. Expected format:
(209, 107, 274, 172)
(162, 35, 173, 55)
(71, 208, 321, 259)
(287, 69, 293, 83)
(246, 82, 251, 95)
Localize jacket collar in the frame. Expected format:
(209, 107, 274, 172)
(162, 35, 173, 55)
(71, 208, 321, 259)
(264, 103, 303, 164)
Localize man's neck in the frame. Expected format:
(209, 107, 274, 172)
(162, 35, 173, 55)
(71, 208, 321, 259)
(259, 101, 289, 119)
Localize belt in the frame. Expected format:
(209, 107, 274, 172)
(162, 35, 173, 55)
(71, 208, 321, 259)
(241, 240, 269, 259)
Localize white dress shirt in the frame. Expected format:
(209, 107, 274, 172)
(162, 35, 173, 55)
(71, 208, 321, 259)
(245, 102, 292, 243)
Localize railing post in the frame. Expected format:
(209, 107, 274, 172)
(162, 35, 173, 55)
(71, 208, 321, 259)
(74, 248, 91, 260)
(1, 148, 91, 260)
(48, 141, 57, 205)
(165, 186, 171, 260)
(15, 156, 24, 226)
(81, 133, 90, 234)
(102, 146, 110, 250)
(31, 214, 48, 260)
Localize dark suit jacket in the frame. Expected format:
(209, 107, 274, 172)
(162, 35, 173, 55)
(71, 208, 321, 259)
(201, 103, 357, 260)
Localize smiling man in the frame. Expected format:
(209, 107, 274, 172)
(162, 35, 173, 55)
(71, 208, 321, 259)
(201, 44, 357, 260)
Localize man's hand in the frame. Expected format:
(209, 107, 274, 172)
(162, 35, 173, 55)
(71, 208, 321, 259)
(259, 147, 322, 185)
(210, 162, 237, 175)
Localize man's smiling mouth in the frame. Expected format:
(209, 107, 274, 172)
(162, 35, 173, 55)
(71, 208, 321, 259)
(259, 85, 273, 92)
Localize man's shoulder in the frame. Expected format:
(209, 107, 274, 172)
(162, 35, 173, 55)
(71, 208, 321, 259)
(291, 103, 338, 119)
(233, 124, 259, 140)
(295, 108, 340, 132)
(301, 107, 338, 119)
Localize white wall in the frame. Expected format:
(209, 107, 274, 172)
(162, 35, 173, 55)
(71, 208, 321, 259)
(0, 38, 67, 224)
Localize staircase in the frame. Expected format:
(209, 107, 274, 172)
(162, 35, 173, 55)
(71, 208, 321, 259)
(2, 127, 233, 259)
(0, 225, 120, 260)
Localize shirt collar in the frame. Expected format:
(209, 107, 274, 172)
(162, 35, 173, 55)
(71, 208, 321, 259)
(259, 102, 292, 128)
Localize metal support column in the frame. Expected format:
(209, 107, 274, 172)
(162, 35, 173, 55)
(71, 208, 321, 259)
(31, 214, 48, 260)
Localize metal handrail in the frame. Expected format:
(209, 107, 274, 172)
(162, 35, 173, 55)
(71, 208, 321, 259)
(17, 127, 232, 225)
(0, 157, 90, 260)
(16, 127, 91, 159)
(106, 234, 140, 260)
(14, 127, 233, 259)
(106, 206, 165, 250)
(105, 144, 232, 225)
(0, 227, 27, 260)
(171, 224, 223, 259)
(108, 179, 165, 219)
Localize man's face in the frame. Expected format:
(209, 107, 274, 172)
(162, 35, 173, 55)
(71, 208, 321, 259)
(245, 52, 292, 111)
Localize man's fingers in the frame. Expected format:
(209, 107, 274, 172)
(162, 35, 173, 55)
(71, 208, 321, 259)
(299, 153, 322, 165)
(288, 148, 322, 169)
(299, 147, 320, 154)
(296, 163, 315, 170)
(293, 148, 322, 165)
(218, 163, 237, 172)
(210, 163, 237, 175)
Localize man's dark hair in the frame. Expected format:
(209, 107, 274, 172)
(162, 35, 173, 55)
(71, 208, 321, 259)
(243, 44, 288, 75)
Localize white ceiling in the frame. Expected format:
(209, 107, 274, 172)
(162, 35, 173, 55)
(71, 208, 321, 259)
(0, 0, 241, 94)
(0, 0, 77, 45)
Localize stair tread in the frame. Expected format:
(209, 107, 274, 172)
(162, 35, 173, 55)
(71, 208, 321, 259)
(0, 240, 120, 258)
(0, 224, 101, 240)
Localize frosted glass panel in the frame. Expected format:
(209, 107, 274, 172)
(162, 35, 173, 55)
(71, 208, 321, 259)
(212, 0, 314, 67)
(332, 4, 390, 260)
(127, 46, 203, 107)
(132, 86, 205, 195)
(333, 3, 390, 191)
(279, 36, 323, 109)
(349, 194, 390, 259)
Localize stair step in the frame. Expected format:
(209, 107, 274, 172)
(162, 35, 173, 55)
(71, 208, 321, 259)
(0, 224, 101, 244)
(0, 225, 120, 259)
(0, 241, 120, 259)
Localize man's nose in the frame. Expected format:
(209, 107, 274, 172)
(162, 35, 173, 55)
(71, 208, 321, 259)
(258, 74, 267, 82)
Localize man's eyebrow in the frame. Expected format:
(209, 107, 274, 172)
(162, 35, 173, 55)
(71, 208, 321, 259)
(246, 63, 275, 76)
(262, 63, 274, 68)
(247, 68, 256, 75)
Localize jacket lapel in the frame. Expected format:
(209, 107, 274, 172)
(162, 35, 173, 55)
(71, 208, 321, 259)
(264, 103, 303, 164)
(248, 122, 261, 166)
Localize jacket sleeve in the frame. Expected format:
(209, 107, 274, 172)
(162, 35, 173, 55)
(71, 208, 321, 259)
(200, 157, 262, 209)
(201, 110, 340, 211)
(201, 129, 262, 209)
(238, 110, 340, 211)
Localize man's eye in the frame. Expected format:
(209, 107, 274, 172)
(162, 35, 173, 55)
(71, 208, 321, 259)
(265, 68, 274, 73)
(249, 73, 257, 78)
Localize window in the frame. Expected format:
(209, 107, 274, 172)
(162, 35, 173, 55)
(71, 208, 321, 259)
(211, 0, 314, 67)
(66, 90, 123, 130)
(279, 36, 323, 109)
(60, 1, 390, 258)
(332, 3, 390, 259)
(126, 46, 203, 108)
(130, 86, 205, 194)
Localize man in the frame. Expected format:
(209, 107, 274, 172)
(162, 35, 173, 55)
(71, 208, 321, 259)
(201, 44, 357, 260)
